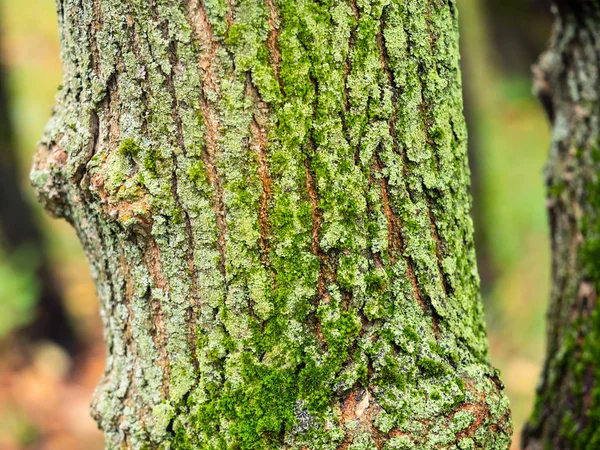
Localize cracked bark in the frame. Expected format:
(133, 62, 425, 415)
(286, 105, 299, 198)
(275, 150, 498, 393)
(32, 0, 510, 448)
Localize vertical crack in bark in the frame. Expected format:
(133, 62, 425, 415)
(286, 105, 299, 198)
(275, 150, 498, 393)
(305, 154, 326, 301)
(88, 0, 103, 77)
(121, 252, 135, 348)
(201, 111, 229, 282)
(151, 0, 202, 376)
(377, 15, 397, 104)
(244, 73, 274, 276)
(251, 113, 273, 270)
(375, 152, 426, 314)
(344, 0, 359, 114)
(119, 251, 138, 412)
(418, 78, 450, 301)
(427, 202, 450, 298)
(265, 0, 281, 87)
(199, 112, 228, 278)
(145, 238, 171, 398)
(225, 0, 235, 30)
(74, 109, 100, 186)
(241, 71, 275, 323)
(419, 2, 452, 302)
(376, 13, 430, 320)
(303, 68, 334, 347)
(73, 0, 104, 188)
(125, 5, 149, 139)
(185, 0, 229, 285)
(304, 153, 328, 346)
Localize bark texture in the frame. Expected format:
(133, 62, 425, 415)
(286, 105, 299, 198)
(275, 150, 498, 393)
(32, 0, 510, 448)
(523, 2, 600, 449)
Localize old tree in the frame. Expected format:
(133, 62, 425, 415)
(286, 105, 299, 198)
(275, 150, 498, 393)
(31, 0, 511, 448)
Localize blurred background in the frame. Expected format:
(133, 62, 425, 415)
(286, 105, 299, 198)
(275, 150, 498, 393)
(0, 0, 553, 448)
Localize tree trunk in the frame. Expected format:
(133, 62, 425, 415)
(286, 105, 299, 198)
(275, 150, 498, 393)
(522, 2, 600, 449)
(31, 0, 511, 448)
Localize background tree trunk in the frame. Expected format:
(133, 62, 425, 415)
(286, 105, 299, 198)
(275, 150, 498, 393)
(31, 0, 510, 448)
(522, 2, 600, 449)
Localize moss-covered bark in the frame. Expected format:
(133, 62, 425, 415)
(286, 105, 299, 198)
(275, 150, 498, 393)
(522, 2, 600, 449)
(31, 0, 510, 448)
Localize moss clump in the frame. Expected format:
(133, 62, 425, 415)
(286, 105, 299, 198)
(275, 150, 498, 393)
(120, 138, 141, 156)
(365, 270, 387, 294)
(321, 310, 362, 356)
(143, 148, 161, 173)
(417, 358, 448, 378)
(189, 160, 209, 185)
(403, 326, 421, 343)
(198, 355, 299, 450)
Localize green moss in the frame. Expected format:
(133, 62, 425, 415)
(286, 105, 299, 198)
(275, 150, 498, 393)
(321, 310, 362, 357)
(143, 148, 161, 173)
(365, 270, 387, 294)
(417, 358, 448, 378)
(189, 160, 209, 185)
(207, 355, 298, 450)
(119, 138, 141, 156)
(172, 426, 194, 450)
(402, 326, 421, 343)
(377, 355, 406, 389)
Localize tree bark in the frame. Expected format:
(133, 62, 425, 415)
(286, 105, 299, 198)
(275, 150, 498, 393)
(32, 0, 511, 448)
(523, 2, 600, 449)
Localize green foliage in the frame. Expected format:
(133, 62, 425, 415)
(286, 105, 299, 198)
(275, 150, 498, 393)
(0, 246, 39, 338)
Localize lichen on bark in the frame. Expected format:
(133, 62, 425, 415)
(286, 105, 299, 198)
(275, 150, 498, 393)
(31, 0, 510, 448)
(523, 2, 600, 449)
